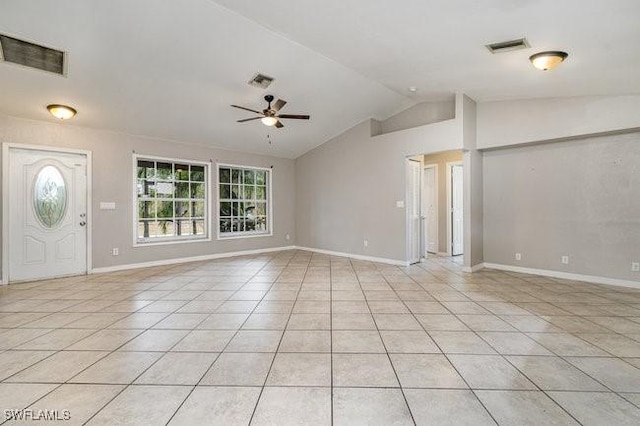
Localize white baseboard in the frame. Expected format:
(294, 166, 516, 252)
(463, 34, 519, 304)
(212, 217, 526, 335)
(90, 246, 297, 274)
(295, 246, 409, 266)
(462, 263, 485, 273)
(483, 262, 640, 289)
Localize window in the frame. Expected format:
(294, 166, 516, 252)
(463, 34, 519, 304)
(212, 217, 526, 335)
(218, 164, 271, 238)
(135, 156, 209, 244)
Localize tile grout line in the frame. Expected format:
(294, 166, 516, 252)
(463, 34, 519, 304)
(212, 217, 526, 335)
(246, 251, 311, 426)
(329, 254, 334, 426)
(390, 262, 501, 426)
(2, 251, 640, 424)
(82, 254, 280, 426)
(349, 258, 418, 426)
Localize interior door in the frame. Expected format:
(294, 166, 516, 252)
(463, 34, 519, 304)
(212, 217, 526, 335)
(423, 166, 437, 254)
(407, 159, 421, 264)
(451, 164, 464, 256)
(8, 148, 88, 282)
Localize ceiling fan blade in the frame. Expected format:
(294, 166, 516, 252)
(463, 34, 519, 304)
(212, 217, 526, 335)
(237, 117, 262, 123)
(277, 114, 310, 120)
(272, 99, 287, 111)
(275, 120, 284, 128)
(231, 104, 263, 115)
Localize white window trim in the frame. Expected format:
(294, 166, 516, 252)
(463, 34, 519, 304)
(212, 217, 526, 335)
(216, 162, 273, 240)
(132, 154, 212, 247)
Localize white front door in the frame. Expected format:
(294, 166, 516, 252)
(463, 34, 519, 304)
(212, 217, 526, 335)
(7, 147, 88, 282)
(407, 159, 421, 264)
(423, 165, 438, 255)
(451, 164, 464, 256)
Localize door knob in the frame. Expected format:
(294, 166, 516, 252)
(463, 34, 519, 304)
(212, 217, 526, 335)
(79, 221, 86, 227)
(80, 213, 86, 218)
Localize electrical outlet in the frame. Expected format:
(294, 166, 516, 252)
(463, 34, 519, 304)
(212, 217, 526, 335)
(112, 248, 119, 256)
(515, 253, 522, 261)
(561, 256, 569, 265)
(285, 234, 290, 241)
(632, 262, 640, 272)
(363, 239, 368, 248)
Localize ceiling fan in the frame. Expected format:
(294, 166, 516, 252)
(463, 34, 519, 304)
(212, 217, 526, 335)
(231, 95, 310, 128)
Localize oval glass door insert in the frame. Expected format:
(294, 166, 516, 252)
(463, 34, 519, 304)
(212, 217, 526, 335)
(33, 165, 67, 228)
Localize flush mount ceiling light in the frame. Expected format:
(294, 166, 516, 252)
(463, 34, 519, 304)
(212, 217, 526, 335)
(47, 104, 77, 120)
(261, 116, 278, 126)
(529, 51, 568, 71)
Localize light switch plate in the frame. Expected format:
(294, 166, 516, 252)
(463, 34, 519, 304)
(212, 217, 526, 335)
(396, 201, 405, 208)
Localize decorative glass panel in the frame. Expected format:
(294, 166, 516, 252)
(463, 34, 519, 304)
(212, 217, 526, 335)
(33, 165, 67, 228)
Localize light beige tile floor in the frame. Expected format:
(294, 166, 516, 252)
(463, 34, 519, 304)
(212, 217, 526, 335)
(2, 250, 640, 424)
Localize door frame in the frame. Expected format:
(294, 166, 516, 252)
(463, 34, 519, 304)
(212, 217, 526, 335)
(405, 158, 422, 264)
(445, 161, 463, 256)
(422, 164, 438, 257)
(2, 143, 93, 284)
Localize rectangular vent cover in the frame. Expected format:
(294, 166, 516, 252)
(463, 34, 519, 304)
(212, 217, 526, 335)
(0, 34, 65, 75)
(485, 38, 530, 54)
(248, 73, 274, 89)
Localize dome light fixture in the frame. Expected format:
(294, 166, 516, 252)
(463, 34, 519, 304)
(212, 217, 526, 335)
(47, 104, 77, 120)
(529, 51, 568, 71)
(261, 116, 278, 126)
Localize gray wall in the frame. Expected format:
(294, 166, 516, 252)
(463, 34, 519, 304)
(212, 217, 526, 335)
(422, 150, 463, 253)
(0, 113, 296, 274)
(483, 131, 640, 281)
(477, 95, 640, 149)
(295, 115, 462, 263)
(378, 100, 455, 135)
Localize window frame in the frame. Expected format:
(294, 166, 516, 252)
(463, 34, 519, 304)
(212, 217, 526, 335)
(132, 154, 212, 247)
(216, 163, 273, 240)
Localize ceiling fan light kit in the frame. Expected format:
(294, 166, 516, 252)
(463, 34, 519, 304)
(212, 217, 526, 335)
(231, 94, 310, 129)
(261, 116, 278, 126)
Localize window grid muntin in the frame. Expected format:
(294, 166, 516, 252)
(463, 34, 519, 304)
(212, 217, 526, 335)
(218, 164, 270, 237)
(136, 158, 208, 243)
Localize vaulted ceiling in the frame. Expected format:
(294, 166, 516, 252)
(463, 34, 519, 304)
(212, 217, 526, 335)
(0, 0, 638, 158)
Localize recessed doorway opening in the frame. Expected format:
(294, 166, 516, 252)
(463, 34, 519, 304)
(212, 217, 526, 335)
(406, 150, 463, 265)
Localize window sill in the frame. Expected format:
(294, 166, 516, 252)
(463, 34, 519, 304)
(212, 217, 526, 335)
(134, 236, 211, 247)
(217, 232, 273, 241)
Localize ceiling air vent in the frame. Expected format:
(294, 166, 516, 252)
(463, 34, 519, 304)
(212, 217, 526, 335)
(485, 37, 530, 54)
(248, 73, 274, 89)
(0, 34, 65, 75)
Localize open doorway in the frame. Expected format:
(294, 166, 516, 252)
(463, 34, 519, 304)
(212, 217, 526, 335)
(406, 150, 463, 264)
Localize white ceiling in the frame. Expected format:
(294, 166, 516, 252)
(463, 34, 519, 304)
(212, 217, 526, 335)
(215, 0, 640, 102)
(0, 0, 639, 158)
